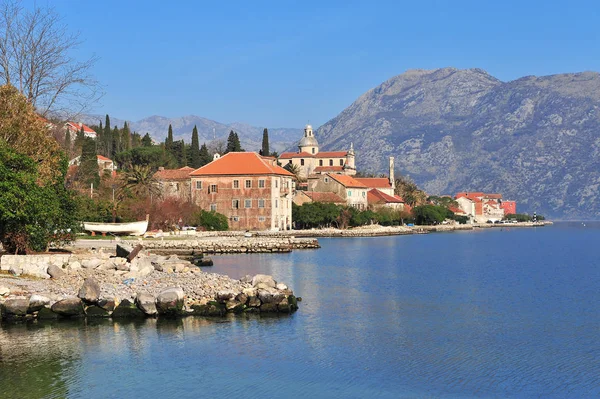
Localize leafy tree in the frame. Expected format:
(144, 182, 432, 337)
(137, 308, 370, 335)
(260, 128, 270, 156)
(199, 143, 211, 166)
(76, 137, 100, 188)
(64, 129, 71, 155)
(225, 130, 242, 153)
(0, 143, 78, 253)
(141, 133, 153, 147)
(115, 146, 177, 170)
(0, 84, 63, 183)
(190, 125, 201, 168)
(193, 210, 228, 231)
(412, 205, 451, 225)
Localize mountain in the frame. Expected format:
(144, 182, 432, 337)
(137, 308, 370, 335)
(80, 114, 301, 154)
(317, 67, 600, 219)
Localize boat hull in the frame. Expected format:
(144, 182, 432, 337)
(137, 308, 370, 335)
(83, 220, 148, 236)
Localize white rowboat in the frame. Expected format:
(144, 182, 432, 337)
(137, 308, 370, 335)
(83, 219, 148, 236)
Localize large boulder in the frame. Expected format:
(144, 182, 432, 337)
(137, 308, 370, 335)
(257, 288, 285, 304)
(133, 258, 154, 277)
(85, 305, 110, 317)
(135, 293, 157, 316)
(78, 277, 101, 304)
(113, 257, 129, 271)
(47, 264, 66, 279)
(28, 294, 50, 312)
(156, 287, 185, 316)
(21, 263, 51, 279)
(67, 261, 82, 271)
(81, 258, 102, 269)
(97, 298, 117, 312)
(216, 290, 235, 303)
(2, 298, 29, 316)
(252, 274, 277, 289)
(97, 260, 117, 271)
(51, 298, 85, 317)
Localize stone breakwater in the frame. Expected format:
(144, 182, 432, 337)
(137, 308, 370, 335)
(0, 249, 299, 322)
(140, 236, 320, 254)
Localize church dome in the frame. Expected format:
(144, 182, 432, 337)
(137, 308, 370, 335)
(299, 135, 319, 147)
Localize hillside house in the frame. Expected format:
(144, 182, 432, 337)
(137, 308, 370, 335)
(65, 121, 97, 139)
(293, 191, 346, 206)
(154, 166, 194, 201)
(306, 173, 368, 210)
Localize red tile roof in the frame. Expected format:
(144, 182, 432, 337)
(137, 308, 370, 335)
(484, 193, 502, 199)
(278, 151, 314, 159)
(316, 151, 348, 158)
(154, 166, 194, 180)
(303, 191, 345, 204)
(97, 155, 112, 161)
(66, 121, 96, 134)
(314, 166, 344, 172)
(355, 178, 391, 189)
(278, 151, 348, 159)
(448, 206, 467, 215)
(328, 174, 367, 188)
(189, 152, 294, 177)
(367, 189, 404, 204)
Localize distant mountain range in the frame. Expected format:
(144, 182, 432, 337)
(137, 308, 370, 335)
(316, 67, 600, 219)
(80, 114, 301, 154)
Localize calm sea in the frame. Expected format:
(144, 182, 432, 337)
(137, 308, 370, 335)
(1, 222, 599, 398)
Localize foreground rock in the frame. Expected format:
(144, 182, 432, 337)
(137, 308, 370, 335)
(156, 288, 184, 316)
(78, 278, 101, 304)
(51, 298, 84, 317)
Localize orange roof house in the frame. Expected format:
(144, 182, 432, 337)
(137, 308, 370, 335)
(189, 152, 295, 231)
(367, 189, 405, 210)
(65, 121, 97, 139)
(154, 166, 194, 200)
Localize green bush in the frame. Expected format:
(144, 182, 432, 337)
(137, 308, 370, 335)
(0, 143, 78, 253)
(193, 210, 228, 231)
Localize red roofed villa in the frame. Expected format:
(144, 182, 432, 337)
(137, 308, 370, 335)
(65, 121, 97, 139)
(189, 152, 295, 231)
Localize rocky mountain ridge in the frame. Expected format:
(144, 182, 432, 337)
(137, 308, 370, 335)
(81, 114, 301, 154)
(317, 67, 600, 219)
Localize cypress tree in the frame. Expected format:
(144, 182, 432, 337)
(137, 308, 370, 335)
(111, 126, 120, 158)
(190, 125, 201, 168)
(199, 143, 211, 166)
(226, 130, 242, 153)
(261, 128, 270, 156)
(165, 124, 174, 151)
(103, 115, 112, 157)
(121, 122, 131, 151)
(77, 137, 100, 188)
(141, 133, 153, 147)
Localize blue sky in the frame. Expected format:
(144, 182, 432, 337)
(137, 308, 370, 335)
(36, 0, 600, 127)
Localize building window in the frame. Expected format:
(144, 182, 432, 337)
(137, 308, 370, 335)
(362, 191, 366, 197)
(275, 179, 278, 188)
(232, 199, 240, 209)
(300, 159, 304, 166)
(319, 160, 323, 166)
(258, 199, 265, 208)
(245, 180, 252, 188)
(312, 148, 315, 154)
(232, 216, 239, 222)
(233, 180, 239, 189)
(245, 199, 252, 208)
(210, 204, 217, 211)
(258, 216, 266, 222)
(340, 159, 344, 166)
(329, 159, 333, 166)
(195, 181, 202, 190)
(324, 177, 329, 183)
(209, 184, 218, 193)
(258, 179, 265, 188)
(348, 190, 352, 197)
(288, 160, 292, 164)
(275, 199, 278, 208)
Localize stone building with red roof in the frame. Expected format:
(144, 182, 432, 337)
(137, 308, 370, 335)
(153, 166, 194, 200)
(306, 173, 368, 210)
(278, 124, 356, 179)
(293, 191, 346, 206)
(455, 192, 516, 222)
(189, 152, 295, 231)
(65, 121, 97, 139)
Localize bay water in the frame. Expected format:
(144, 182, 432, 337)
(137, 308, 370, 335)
(1, 222, 599, 398)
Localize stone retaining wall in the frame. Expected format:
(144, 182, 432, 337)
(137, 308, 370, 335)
(140, 237, 320, 253)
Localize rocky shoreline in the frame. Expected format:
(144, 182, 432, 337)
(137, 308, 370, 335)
(0, 245, 299, 323)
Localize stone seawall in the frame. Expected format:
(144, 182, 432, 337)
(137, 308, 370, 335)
(140, 237, 320, 254)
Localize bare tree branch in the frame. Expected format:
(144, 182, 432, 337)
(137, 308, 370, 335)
(0, 0, 102, 119)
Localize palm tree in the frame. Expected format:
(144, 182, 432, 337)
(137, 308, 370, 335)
(395, 176, 426, 207)
(284, 163, 303, 182)
(120, 165, 161, 200)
